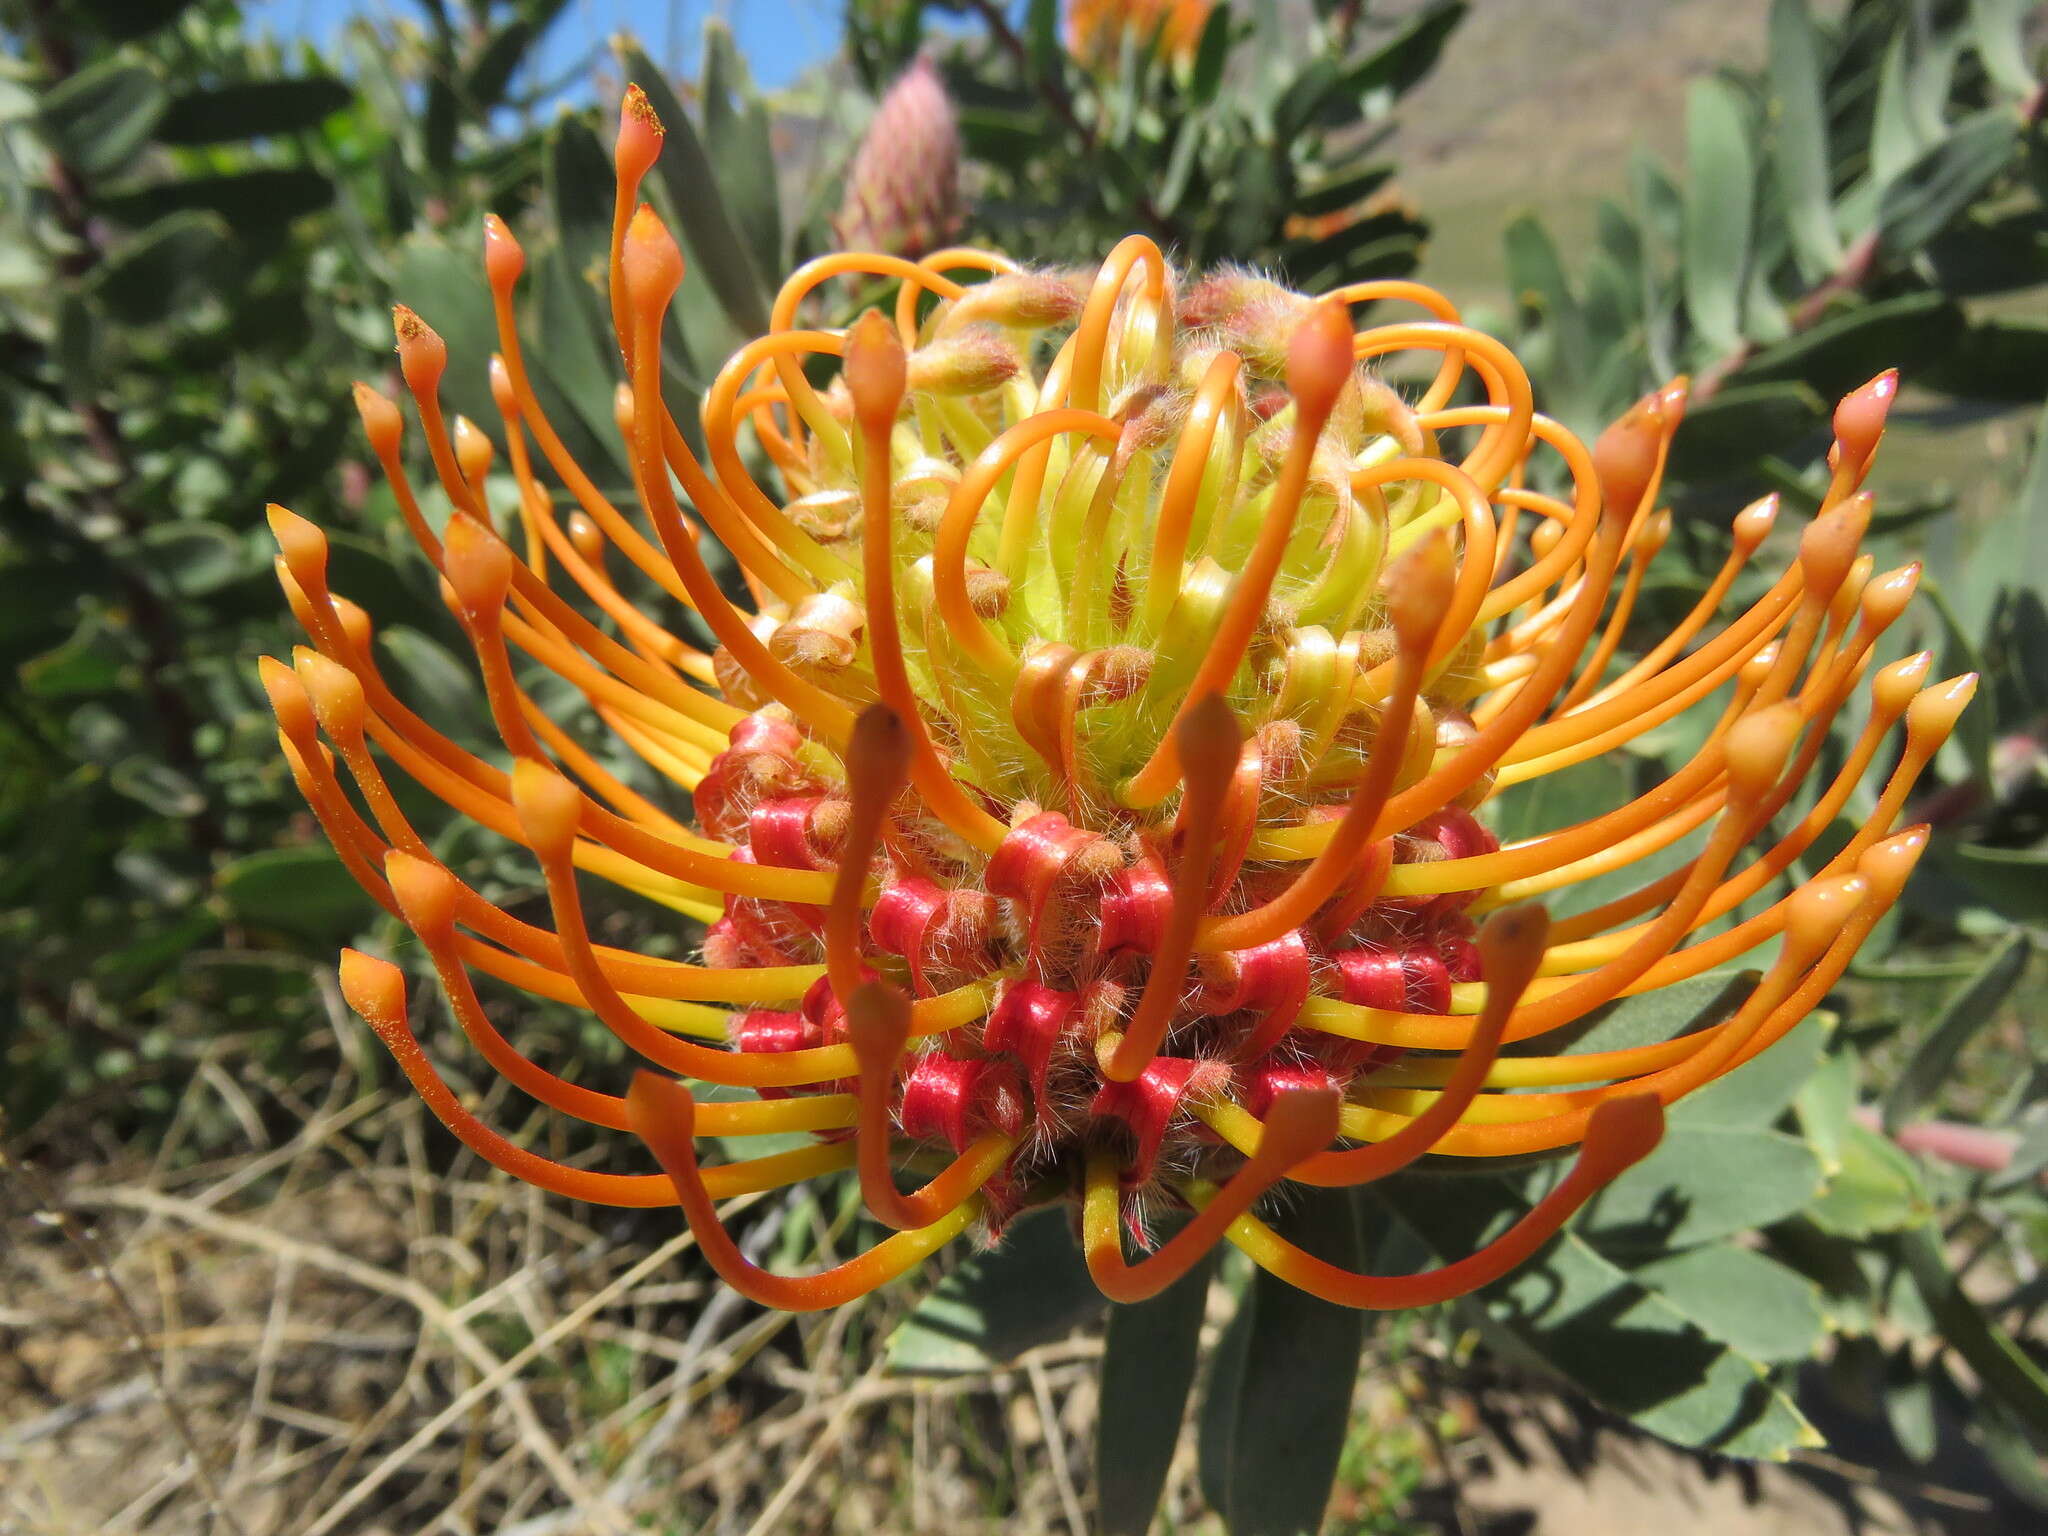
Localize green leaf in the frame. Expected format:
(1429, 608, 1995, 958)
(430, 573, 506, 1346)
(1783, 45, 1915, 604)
(1876, 110, 2020, 262)
(1188, 4, 1230, 106)
(1674, 1012, 1830, 1130)
(1949, 843, 2048, 922)
(1795, 1050, 1857, 1175)
(1581, 1126, 1822, 1253)
(545, 114, 613, 281)
(1196, 1278, 1255, 1519)
(1096, 1251, 1214, 1536)
(216, 844, 371, 944)
(1220, 1189, 1363, 1536)
(1294, 164, 1396, 221)
(700, 19, 783, 278)
(1970, 0, 2040, 98)
(1924, 208, 2048, 296)
(98, 168, 334, 230)
(1922, 321, 2048, 402)
(1806, 1122, 1931, 1238)
(1515, 971, 1759, 1061)
(1884, 932, 2029, 1133)
(133, 520, 246, 599)
(528, 243, 638, 488)
(884, 1210, 1104, 1374)
(1734, 292, 1958, 401)
(1682, 76, 1756, 354)
(20, 614, 127, 698)
(69, 0, 197, 41)
(1026, 0, 1062, 86)
(1626, 1246, 1827, 1364)
(615, 43, 770, 339)
(109, 755, 204, 818)
(1485, 750, 1635, 847)
(1665, 381, 1825, 483)
(154, 77, 353, 145)
(1384, 1182, 1818, 1458)
(388, 235, 500, 429)
(90, 210, 232, 324)
(1503, 214, 1587, 414)
(38, 59, 166, 179)
(1767, 0, 1843, 283)
(1339, 0, 1466, 100)
(464, 11, 555, 112)
(1899, 1224, 2048, 1439)
(1883, 1344, 1939, 1463)
(379, 627, 497, 748)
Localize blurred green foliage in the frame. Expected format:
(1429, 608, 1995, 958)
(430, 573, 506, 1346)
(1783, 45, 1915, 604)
(2, 1, 2044, 1532)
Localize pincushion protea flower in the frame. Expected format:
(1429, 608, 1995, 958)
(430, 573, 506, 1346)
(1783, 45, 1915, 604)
(263, 85, 1968, 1318)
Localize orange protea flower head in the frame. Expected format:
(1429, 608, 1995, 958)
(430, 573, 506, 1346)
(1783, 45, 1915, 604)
(272, 87, 1965, 1315)
(1067, 0, 1214, 67)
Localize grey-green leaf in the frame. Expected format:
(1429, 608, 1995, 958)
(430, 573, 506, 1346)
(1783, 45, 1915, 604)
(1220, 1190, 1364, 1536)
(615, 43, 771, 339)
(1627, 1245, 1828, 1364)
(91, 211, 233, 324)
(1384, 1181, 1819, 1458)
(216, 845, 371, 943)
(1581, 1125, 1823, 1253)
(884, 1211, 1104, 1374)
(1883, 931, 2030, 1133)
(38, 59, 166, 179)
(1665, 381, 1825, 483)
(1767, 0, 1843, 283)
(1806, 1122, 1931, 1238)
(1876, 110, 2020, 263)
(1683, 76, 1757, 355)
(154, 77, 353, 144)
(1096, 1252, 1214, 1536)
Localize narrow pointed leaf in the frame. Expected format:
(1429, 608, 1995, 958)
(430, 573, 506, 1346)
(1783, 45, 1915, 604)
(700, 19, 783, 275)
(884, 1211, 1104, 1374)
(1877, 110, 2020, 262)
(1096, 1252, 1214, 1536)
(154, 77, 353, 144)
(1683, 76, 1756, 354)
(1884, 932, 2030, 1133)
(1734, 291, 1958, 398)
(1900, 1224, 2048, 1438)
(1768, 0, 1844, 282)
(38, 59, 166, 178)
(1223, 1189, 1364, 1536)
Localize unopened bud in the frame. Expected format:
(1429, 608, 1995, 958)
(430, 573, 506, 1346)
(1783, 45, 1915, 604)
(834, 56, 963, 259)
(944, 272, 1084, 332)
(616, 83, 665, 188)
(392, 305, 446, 400)
(907, 328, 1019, 396)
(339, 949, 409, 1035)
(353, 382, 403, 458)
(843, 309, 908, 436)
(453, 414, 494, 487)
(621, 204, 684, 313)
(483, 214, 524, 293)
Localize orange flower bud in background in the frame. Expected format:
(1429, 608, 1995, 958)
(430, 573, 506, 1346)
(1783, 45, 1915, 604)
(1067, 0, 1215, 68)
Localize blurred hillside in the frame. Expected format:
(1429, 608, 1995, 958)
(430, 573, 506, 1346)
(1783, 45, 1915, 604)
(1396, 0, 1778, 296)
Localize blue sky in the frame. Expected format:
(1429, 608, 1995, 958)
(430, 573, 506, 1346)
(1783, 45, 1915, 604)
(263, 0, 844, 91)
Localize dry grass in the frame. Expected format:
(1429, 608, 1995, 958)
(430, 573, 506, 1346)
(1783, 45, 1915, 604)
(1, 1030, 1145, 1536)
